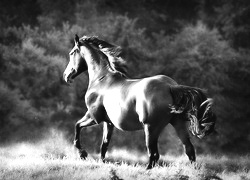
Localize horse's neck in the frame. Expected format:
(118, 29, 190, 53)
(80, 45, 126, 87)
(81, 46, 109, 83)
(87, 68, 109, 85)
(87, 69, 126, 89)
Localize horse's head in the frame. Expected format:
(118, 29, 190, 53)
(63, 35, 88, 83)
(196, 98, 216, 138)
(64, 35, 128, 84)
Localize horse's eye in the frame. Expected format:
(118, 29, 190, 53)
(69, 49, 77, 55)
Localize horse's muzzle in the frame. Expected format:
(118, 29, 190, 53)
(63, 69, 76, 84)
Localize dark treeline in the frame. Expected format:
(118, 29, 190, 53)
(0, 0, 249, 155)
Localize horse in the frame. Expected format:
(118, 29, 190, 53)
(63, 35, 216, 169)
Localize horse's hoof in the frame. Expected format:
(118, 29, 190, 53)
(190, 160, 196, 164)
(146, 164, 152, 170)
(101, 158, 107, 163)
(79, 149, 88, 159)
(189, 155, 196, 163)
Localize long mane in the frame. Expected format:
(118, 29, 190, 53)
(80, 36, 128, 76)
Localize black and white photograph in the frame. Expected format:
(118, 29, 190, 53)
(0, 0, 249, 179)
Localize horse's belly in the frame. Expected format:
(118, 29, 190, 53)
(119, 109, 143, 131)
(104, 101, 142, 131)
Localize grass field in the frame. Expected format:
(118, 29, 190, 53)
(0, 130, 249, 180)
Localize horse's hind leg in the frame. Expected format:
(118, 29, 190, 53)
(144, 124, 161, 169)
(171, 118, 196, 162)
(100, 122, 114, 161)
(74, 111, 97, 159)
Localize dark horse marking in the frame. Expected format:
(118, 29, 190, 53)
(63, 35, 216, 169)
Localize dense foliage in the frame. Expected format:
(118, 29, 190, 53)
(0, 0, 249, 154)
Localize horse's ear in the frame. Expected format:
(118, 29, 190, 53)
(74, 34, 80, 47)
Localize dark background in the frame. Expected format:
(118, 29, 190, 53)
(0, 0, 249, 155)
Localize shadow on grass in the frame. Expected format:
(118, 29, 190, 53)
(109, 169, 124, 180)
(101, 156, 172, 168)
(172, 175, 189, 180)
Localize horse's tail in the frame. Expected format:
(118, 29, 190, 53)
(169, 85, 215, 138)
(169, 85, 206, 114)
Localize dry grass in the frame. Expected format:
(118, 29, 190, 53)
(0, 129, 249, 180)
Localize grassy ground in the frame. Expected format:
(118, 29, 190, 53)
(0, 130, 249, 180)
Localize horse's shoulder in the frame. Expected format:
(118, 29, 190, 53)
(85, 89, 103, 106)
(85, 90, 108, 123)
(86, 91, 98, 104)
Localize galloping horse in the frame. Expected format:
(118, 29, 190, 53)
(63, 35, 216, 169)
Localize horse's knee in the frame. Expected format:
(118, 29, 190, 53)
(75, 121, 81, 131)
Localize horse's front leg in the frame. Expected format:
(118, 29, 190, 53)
(100, 122, 114, 161)
(74, 111, 97, 159)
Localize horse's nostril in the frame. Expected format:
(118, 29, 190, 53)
(63, 73, 69, 83)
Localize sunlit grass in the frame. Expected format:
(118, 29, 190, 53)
(0, 128, 249, 180)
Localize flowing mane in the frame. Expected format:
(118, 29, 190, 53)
(80, 36, 128, 75)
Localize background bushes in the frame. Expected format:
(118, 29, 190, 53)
(0, 0, 249, 154)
